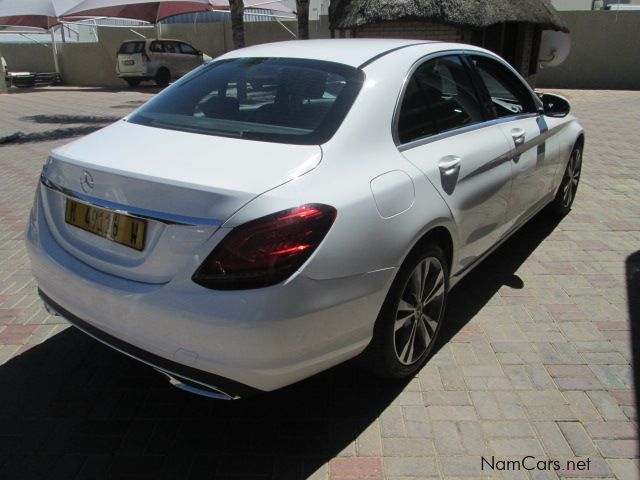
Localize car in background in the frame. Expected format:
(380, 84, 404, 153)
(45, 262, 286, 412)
(116, 38, 212, 87)
(29, 40, 583, 399)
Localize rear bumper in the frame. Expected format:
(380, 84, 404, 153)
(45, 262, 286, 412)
(26, 197, 393, 392)
(39, 289, 258, 399)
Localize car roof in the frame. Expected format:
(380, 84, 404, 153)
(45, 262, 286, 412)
(218, 39, 449, 68)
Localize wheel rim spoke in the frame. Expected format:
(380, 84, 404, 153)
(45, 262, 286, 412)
(423, 269, 444, 305)
(399, 320, 418, 364)
(394, 256, 446, 366)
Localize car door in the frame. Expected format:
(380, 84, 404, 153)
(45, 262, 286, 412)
(467, 54, 555, 229)
(148, 40, 165, 76)
(179, 42, 202, 73)
(397, 54, 514, 272)
(162, 41, 185, 77)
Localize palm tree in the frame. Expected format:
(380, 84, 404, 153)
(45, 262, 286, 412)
(296, 0, 310, 39)
(228, 0, 245, 49)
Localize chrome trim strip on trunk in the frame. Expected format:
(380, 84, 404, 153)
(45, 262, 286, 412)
(40, 174, 223, 228)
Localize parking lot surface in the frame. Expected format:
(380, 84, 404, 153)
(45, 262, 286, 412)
(0, 87, 638, 479)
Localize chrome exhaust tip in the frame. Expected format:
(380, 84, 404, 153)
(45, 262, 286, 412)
(159, 371, 238, 400)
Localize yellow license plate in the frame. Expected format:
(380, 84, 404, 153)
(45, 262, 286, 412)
(65, 199, 146, 251)
(124, 60, 135, 65)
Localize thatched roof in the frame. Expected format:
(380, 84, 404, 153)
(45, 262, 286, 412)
(330, 0, 569, 32)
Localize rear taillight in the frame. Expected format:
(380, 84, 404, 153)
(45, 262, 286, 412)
(192, 204, 337, 290)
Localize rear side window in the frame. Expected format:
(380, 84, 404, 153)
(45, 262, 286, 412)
(128, 57, 365, 145)
(150, 41, 164, 53)
(397, 55, 484, 144)
(118, 41, 144, 54)
(471, 56, 537, 117)
(164, 41, 180, 54)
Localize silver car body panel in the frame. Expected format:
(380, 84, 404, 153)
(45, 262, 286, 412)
(27, 40, 584, 393)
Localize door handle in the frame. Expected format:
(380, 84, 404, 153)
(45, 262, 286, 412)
(511, 128, 526, 147)
(438, 155, 461, 176)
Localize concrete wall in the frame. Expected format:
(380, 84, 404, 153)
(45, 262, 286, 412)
(537, 11, 640, 89)
(354, 21, 471, 42)
(0, 17, 331, 87)
(1, 42, 56, 72)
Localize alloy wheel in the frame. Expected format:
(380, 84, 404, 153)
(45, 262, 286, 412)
(394, 256, 446, 365)
(562, 148, 582, 208)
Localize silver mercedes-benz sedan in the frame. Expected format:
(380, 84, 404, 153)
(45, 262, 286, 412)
(27, 39, 584, 399)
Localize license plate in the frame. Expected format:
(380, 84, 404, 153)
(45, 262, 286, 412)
(123, 60, 135, 65)
(65, 199, 146, 251)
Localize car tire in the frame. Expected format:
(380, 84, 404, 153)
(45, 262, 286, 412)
(124, 78, 141, 87)
(155, 68, 170, 87)
(549, 144, 582, 216)
(362, 243, 449, 379)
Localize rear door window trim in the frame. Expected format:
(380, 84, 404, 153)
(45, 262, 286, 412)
(393, 49, 543, 151)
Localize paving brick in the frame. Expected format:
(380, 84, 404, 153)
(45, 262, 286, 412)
(595, 440, 639, 459)
(431, 421, 465, 454)
(534, 421, 574, 456)
(606, 459, 640, 480)
(585, 422, 637, 440)
(383, 457, 438, 477)
(558, 422, 598, 456)
(329, 457, 383, 479)
(587, 391, 628, 421)
(382, 438, 435, 457)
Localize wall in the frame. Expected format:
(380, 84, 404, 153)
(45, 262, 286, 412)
(353, 21, 470, 42)
(537, 11, 640, 89)
(1, 42, 56, 72)
(0, 17, 331, 87)
(551, 0, 594, 10)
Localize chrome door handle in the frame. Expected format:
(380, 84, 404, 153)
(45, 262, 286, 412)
(511, 128, 526, 147)
(438, 155, 461, 176)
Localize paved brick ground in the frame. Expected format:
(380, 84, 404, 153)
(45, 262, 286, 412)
(0, 87, 638, 480)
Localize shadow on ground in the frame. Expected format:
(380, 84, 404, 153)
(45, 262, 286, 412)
(626, 250, 640, 453)
(7, 86, 162, 95)
(0, 211, 562, 480)
(20, 115, 122, 125)
(2, 115, 123, 146)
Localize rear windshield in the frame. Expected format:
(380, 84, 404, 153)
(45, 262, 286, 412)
(127, 57, 365, 145)
(119, 41, 145, 54)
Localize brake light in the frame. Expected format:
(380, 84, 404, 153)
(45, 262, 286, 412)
(192, 204, 337, 290)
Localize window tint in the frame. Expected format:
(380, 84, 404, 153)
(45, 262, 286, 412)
(150, 41, 164, 53)
(471, 56, 537, 117)
(163, 41, 180, 54)
(180, 43, 198, 55)
(397, 55, 484, 144)
(118, 41, 144, 54)
(128, 57, 364, 145)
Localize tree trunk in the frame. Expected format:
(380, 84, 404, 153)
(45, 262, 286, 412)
(228, 0, 245, 49)
(296, 0, 310, 40)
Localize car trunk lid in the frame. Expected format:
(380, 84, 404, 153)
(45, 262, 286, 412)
(40, 120, 322, 284)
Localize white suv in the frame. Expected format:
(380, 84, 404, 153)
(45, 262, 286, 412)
(116, 39, 212, 87)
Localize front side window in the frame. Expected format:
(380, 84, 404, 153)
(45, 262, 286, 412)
(164, 41, 180, 54)
(128, 57, 365, 145)
(150, 41, 164, 53)
(397, 55, 484, 144)
(471, 56, 537, 118)
(180, 43, 198, 55)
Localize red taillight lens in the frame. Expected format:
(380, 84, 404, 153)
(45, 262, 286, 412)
(192, 204, 337, 290)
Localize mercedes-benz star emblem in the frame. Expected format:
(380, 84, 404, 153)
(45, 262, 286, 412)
(81, 171, 94, 193)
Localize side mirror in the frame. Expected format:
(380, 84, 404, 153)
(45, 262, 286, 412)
(540, 93, 571, 118)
